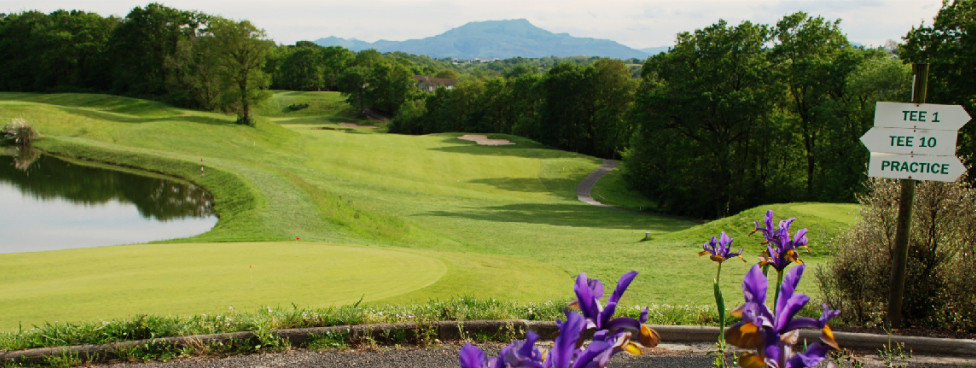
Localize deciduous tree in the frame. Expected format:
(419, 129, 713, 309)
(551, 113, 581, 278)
(204, 18, 274, 125)
(624, 20, 782, 218)
(901, 0, 976, 182)
(772, 12, 853, 199)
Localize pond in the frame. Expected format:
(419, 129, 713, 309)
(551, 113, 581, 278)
(0, 149, 217, 253)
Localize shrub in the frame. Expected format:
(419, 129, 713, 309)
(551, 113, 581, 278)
(1, 118, 38, 147)
(286, 103, 309, 111)
(816, 178, 976, 331)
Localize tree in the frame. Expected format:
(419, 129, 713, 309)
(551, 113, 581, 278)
(204, 18, 274, 125)
(320, 46, 354, 90)
(108, 3, 204, 96)
(771, 12, 853, 199)
(538, 63, 592, 153)
(901, 0, 976, 182)
(337, 50, 415, 116)
(165, 23, 222, 110)
(0, 10, 117, 92)
(278, 43, 324, 90)
(624, 20, 782, 218)
(589, 58, 637, 159)
(367, 60, 416, 116)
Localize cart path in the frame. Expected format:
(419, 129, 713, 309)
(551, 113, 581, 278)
(576, 159, 644, 215)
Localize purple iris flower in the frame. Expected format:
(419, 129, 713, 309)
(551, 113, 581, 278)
(459, 332, 546, 368)
(460, 272, 661, 368)
(725, 264, 840, 368)
(751, 210, 809, 271)
(699, 231, 745, 263)
(569, 272, 660, 348)
(545, 311, 649, 368)
(459, 344, 491, 368)
(545, 311, 586, 368)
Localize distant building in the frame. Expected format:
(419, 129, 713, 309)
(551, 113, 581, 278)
(413, 75, 457, 92)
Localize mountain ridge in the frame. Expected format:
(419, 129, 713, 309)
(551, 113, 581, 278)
(314, 19, 650, 60)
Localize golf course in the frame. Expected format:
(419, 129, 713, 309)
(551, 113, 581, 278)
(0, 91, 859, 332)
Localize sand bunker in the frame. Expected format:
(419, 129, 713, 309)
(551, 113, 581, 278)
(339, 123, 379, 129)
(458, 134, 515, 146)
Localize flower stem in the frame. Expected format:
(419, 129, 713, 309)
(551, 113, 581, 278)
(713, 263, 727, 367)
(773, 268, 785, 308)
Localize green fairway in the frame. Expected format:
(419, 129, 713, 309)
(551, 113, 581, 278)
(0, 92, 859, 331)
(0, 242, 446, 330)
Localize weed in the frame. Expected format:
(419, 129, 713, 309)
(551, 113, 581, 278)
(413, 322, 438, 346)
(303, 330, 350, 350)
(829, 349, 865, 368)
(879, 341, 912, 368)
(252, 322, 289, 352)
(39, 351, 80, 368)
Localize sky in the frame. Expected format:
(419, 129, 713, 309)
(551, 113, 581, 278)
(3, 0, 944, 49)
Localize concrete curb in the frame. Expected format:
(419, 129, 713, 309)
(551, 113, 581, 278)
(1, 320, 974, 364)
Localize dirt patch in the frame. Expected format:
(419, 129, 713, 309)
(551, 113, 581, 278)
(458, 134, 515, 146)
(339, 122, 379, 129)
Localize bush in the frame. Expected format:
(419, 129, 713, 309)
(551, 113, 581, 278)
(816, 178, 976, 331)
(1, 118, 38, 147)
(286, 103, 309, 112)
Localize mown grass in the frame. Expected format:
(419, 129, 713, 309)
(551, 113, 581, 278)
(0, 91, 857, 339)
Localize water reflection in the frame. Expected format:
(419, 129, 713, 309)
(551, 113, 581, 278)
(0, 151, 217, 253)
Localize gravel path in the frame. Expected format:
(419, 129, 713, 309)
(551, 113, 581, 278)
(95, 342, 975, 368)
(96, 342, 976, 368)
(99, 343, 715, 368)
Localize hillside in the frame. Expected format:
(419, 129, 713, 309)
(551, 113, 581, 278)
(0, 91, 857, 329)
(315, 19, 649, 59)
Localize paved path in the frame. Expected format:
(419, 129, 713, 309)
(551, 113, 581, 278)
(576, 159, 644, 214)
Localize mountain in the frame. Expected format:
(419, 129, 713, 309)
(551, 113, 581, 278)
(314, 19, 650, 60)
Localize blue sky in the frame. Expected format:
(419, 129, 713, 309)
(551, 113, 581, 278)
(5, 0, 944, 49)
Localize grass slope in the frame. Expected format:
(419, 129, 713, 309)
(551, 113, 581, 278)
(0, 92, 858, 331)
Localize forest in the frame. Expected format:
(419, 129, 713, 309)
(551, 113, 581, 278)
(2, 1, 974, 218)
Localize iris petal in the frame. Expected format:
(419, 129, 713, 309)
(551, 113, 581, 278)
(785, 342, 829, 368)
(459, 344, 487, 368)
(742, 265, 768, 304)
(738, 352, 767, 368)
(639, 324, 661, 348)
(550, 311, 584, 368)
(574, 273, 600, 325)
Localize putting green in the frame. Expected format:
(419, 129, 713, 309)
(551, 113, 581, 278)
(0, 242, 447, 330)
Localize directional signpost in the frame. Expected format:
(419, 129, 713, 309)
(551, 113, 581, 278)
(867, 64, 972, 329)
(859, 127, 958, 156)
(872, 101, 971, 130)
(862, 101, 971, 182)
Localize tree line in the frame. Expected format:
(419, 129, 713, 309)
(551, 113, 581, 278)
(391, 3, 976, 218)
(1, 5, 273, 124)
(388, 14, 912, 217)
(3, 2, 974, 218)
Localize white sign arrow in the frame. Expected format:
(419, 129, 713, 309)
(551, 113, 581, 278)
(874, 101, 971, 130)
(868, 153, 966, 182)
(859, 127, 959, 156)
